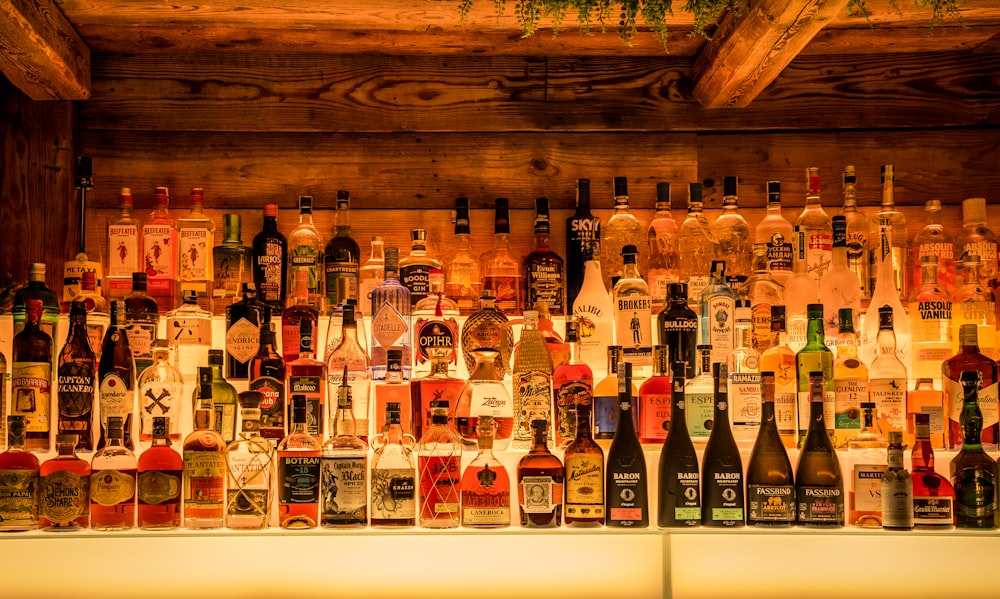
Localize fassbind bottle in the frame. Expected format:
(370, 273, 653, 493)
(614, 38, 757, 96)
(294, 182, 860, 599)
(796, 371, 845, 527)
(746, 372, 795, 527)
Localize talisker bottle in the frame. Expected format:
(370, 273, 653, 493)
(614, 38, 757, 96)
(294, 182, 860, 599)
(657, 361, 700, 527)
(701, 363, 744, 527)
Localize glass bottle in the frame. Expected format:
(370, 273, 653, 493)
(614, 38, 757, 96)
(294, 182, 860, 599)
(410, 348, 463, 443)
(323, 190, 360, 312)
(76, 270, 109, 362)
(911, 412, 956, 528)
(700, 363, 744, 528)
(358, 235, 385, 312)
(952, 254, 997, 359)
(137, 416, 182, 530)
(868, 165, 909, 298)
(943, 324, 999, 451)
(638, 345, 671, 445)
(954, 196, 998, 289)
(98, 301, 136, 451)
(535, 301, 567, 367)
(795, 304, 834, 445)
(868, 305, 908, 433)
(759, 306, 797, 448)
(445, 197, 482, 316)
(39, 434, 90, 531)
(756, 180, 793, 286)
(907, 378, 945, 449)
(572, 241, 615, 372)
(370, 401, 417, 528)
(950, 371, 999, 529)
(481, 198, 522, 315)
(224, 282, 264, 380)
(517, 419, 564, 528)
(249, 319, 286, 445)
(460, 415, 511, 529)
(795, 371, 845, 527)
(862, 219, 912, 367)
(657, 282, 698, 379)
(909, 255, 953, 384)
(89, 416, 136, 531)
(613, 244, 653, 377)
(911, 199, 955, 295)
(212, 213, 253, 315)
(686, 345, 715, 444)
(512, 310, 554, 448)
(593, 346, 638, 444)
(645, 182, 679, 314)
(745, 372, 796, 527)
(711, 176, 752, 281)
(606, 362, 649, 527)
(225, 391, 275, 529)
(287, 318, 326, 439)
(282, 268, 320, 364)
(124, 271, 159, 377)
(819, 215, 862, 347)
(0, 416, 40, 531)
(373, 349, 412, 435)
(252, 202, 288, 311)
(881, 431, 914, 530)
(785, 228, 820, 353)
(564, 380, 604, 528)
(142, 186, 178, 313)
(602, 177, 644, 289)
(275, 396, 322, 529)
(745, 243, 784, 354)
(287, 195, 324, 312)
(412, 268, 459, 378)
(326, 306, 371, 443)
(794, 167, 833, 283)
(460, 291, 513, 377)
(729, 325, 761, 447)
(202, 350, 237, 443)
(400, 228, 443, 308)
(839, 166, 870, 301)
(137, 340, 184, 444)
(107, 187, 142, 301)
(848, 403, 888, 527)
(552, 318, 594, 449)
(183, 401, 227, 529)
(11, 262, 59, 345)
(324, 298, 368, 361)
(657, 362, 701, 527)
(321, 371, 368, 528)
(700, 260, 738, 365)
(417, 400, 461, 529)
(11, 299, 52, 452)
(566, 179, 600, 312)
(832, 308, 867, 448)
(370, 246, 412, 380)
(523, 197, 566, 315)
(57, 299, 97, 452)
(177, 187, 215, 311)
(677, 182, 718, 307)
(166, 289, 212, 382)
(455, 349, 514, 451)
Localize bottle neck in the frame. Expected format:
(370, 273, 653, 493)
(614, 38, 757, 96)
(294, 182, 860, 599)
(534, 232, 551, 250)
(805, 314, 826, 347)
(961, 395, 984, 450)
(911, 425, 935, 471)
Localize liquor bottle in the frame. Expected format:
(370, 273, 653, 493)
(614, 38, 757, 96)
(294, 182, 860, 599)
(566, 179, 600, 313)
(601, 177, 643, 289)
(481, 198, 522, 315)
(287, 318, 326, 439)
(166, 289, 212, 382)
(819, 216, 862, 347)
(796, 371, 845, 527)
(224, 282, 264, 380)
(124, 271, 159, 377)
(287, 195, 324, 312)
(759, 306, 798, 447)
(699, 260, 738, 365)
(137, 340, 184, 443)
(107, 187, 142, 301)
(869, 306, 909, 433)
(729, 325, 761, 446)
(98, 301, 136, 451)
(358, 235, 385, 312)
(862, 219, 912, 367)
(745, 244, 784, 353)
(710, 176, 752, 281)
(795, 304, 834, 445)
(212, 213, 253, 315)
(324, 191, 361, 311)
(677, 183, 718, 306)
(606, 362, 649, 527)
(323, 298, 363, 361)
(137, 416, 182, 530)
(954, 196, 998, 289)
(57, 300, 97, 451)
(881, 431, 914, 530)
(281, 268, 320, 364)
(11, 262, 59, 343)
(911, 199, 955, 295)
(39, 434, 90, 531)
(613, 244, 653, 376)
(142, 186, 178, 313)
(564, 377, 604, 527)
(417, 400, 461, 529)
(252, 202, 288, 311)
(0, 416, 40, 531)
(445, 197, 481, 315)
(400, 228, 442, 308)
(373, 349, 411, 434)
(249, 320, 286, 445)
(868, 165, 909, 298)
(177, 187, 215, 311)
(516, 419, 564, 528)
(370, 246, 412, 380)
(321, 371, 368, 528)
(785, 228, 820, 353)
(326, 306, 371, 442)
(909, 255, 953, 384)
(638, 345, 671, 445)
(183, 400, 227, 529)
(646, 182, 679, 314)
(89, 416, 136, 531)
(410, 348, 463, 443)
(700, 363, 745, 528)
(848, 403, 888, 527)
(686, 345, 715, 444)
(911, 412, 956, 528)
(943, 324, 999, 451)
(511, 310, 554, 448)
(225, 391, 275, 529)
(593, 346, 638, 443)
(412, 268, 459, 378)
(455, 349, 514, 451)
(460, 291, 513, 377)
(795, 167, 833, 282)
(832, 308, 867, 448)
(276, 396, 322, 529)
(573, 241, 615, 372)
(657, 283, 697, 379)
(370, 401, 417, 528)
(552, 318, 594, 449)
(746, 372, 796, 527)
(756, 181, 794, 286)
(460, 415, 511, 528)
(198, 351, 235, 443)
(523, 197, 565, 315)
(950, 371, 999, 529)
(907, 378, 944, 449)
(952, 254, 997, 359)
(839, 166, 870, 301)
(536, 301, 567, 366)
(657, 362, 701, 527)
(76, 271, 109, 362)
(11, 299, 52, 452)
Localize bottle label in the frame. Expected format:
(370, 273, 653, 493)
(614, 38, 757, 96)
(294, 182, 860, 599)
(565, 454, 604, 516)
(226, 487, 269, 518)
(400, 264, 431, 305)
(226, 318, 260, 365)
(371, 303, 407, 350)
(225, 451, 270, 518)
(608, 467, 646, 523)
(685, 276, 710, 306)
(707, 469, 743, 523)
(213, 249, 247, 299)
(748, 484, 796, 522)
(520, 475, 562, 514)
(125, 323, 156, 363)
(685, 391, 714, 441)
(513, 371, 553, 442)
(321, 455, 368, 521)
(99, 374, 131, 424)
(142, 224, 177, 280)
(324, 261, 359, 308)
(166, 316, 212, 347)
(91, 469, 136, 506)
(255, 240, 286, 303)
(615, 295, 652, 367)
(249, 376, 285, 434)
(278, 455, 320, 505)
(833, 378, 866, 433)
(751, 303, 773, 353)
(179, 227, 211, 282)
(797, 486, 844, 523)
(288, 375, 323, 437)
(370, 467, 416, 519)
(462, 476, 511, 525)
(554, 381, 592, 446)
(482, 275, 520, 314)
(183, 452, 226, 508)
(137, 470, 181, 505)
(639, 392, 671, 442)
(805, 231, 833, 280)
(108, 224, 140, 277)
(12, 362, 52, 434)
(765, 233, 793, 274)
(415, 318, 458, 366)
(526, 261, 565, 314)
(593, 394, 619, 438)
(954, 466, 997, 519)
(214, 403, 237, 442)
(0, 470, 39, 526)
(139, 381, 182, 437)
(853, 464, 887, 512)
(729, 372, 761, 432)
(418, 454, 460, 518)
(57, 361, 95, 419)
(869, 378, 906, 431)
(289, 245, 320, 294)
(947, 378, 1000, 436)
(913, 495, 954, 526)
(706, 296, 735, 363)
(41, 470, 89, 523)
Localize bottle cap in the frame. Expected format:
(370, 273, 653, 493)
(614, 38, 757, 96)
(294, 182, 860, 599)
(81, 270, 97, 290)
(621, 244, 638, 259)
(888, 431, 903, 444)
(613, 176, 628, 198)
(29, 262, 46, 279)
(669, 282, 687, 300)
(523, 310, 538, 325)
(837, 307, 854, 332)
(387, 349, 403, 368)
(154, 186, 170, 206)
(688, 182, 702, 206)
(119, 188, 134, 207)
(132, 271, 147, 290)
(925, 199, 941, 212)
(656, 183, 670, 206)
(878, 305, 894, 329)
(238, 391, 263, 410)
(336, 190, 350, 209)
(962, 197, 987, 224)
(767, 180, 780, 197)
(152, 416, 169, 438)
(189, 187, 204, 206)
(263, 203, 277, 217)
(298, 195, 312, 212)
(182, 289, 198, 304)
(193, 408, 213, 430)
(411, 228, 427, 242)
(842, 166, 856, 185)
(723, 176, 737, 197)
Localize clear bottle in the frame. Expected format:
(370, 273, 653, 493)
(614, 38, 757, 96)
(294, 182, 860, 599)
(832, 308, 867, 448)
(869, 305, 909, 433)
(820, 215, 862, 348)
(177, 187, 215, 311)
(183, 400, 227, 529)
(759, 306, 798, 448)
(711, 176, 752, 281)
(373, 349, 412, 435)
(358, 235, 385, 313)
(106, 187, 142, 301)
(745, 244, 784, 354)
(862, 219, 913, 367)
(950, 371, 999, 529)
(400, 228, 443, 309)
(249, 319, 286, 445)
(524, 197, 566, 315)
(657, 362, 701, 527)
(657, 282, 698, 379)
(638, 345, 671, 445)
(677, 182, 718, 307)
(89, 416, 136, 531)
(686, 345, 715, 444)
(460, 415, 511, 528)
(954, 196, 998, 290)
(0, 416, 40, 531)
(700, 260, 738, 365)
(11, 299, 53, 452)
(593, 346, 637, 444)
(57, 300, 97, 452)
(282, 268, 320, 364)
(137, 340, 184, 444)
(287, 195, 325, 312)
(39, 434, 91, 531)
(136, 416, 183, 530)
(839, 166, 870, 301)
(952, 254, 997, 359)
(370, 246, 412, 380)
(323, 191, 361, 311)
(410, 348, 464, 443)
(911, 199, 955, 296)
(370, 401, 417, 528)
(785, 228, 820, 353)
(124, 271, 160, 377)
(701, 363, 745, 527)
(326, 306, 371, 442)
(98, 301, 136, 452)
(166, 289, 212, 382)
(881, 431, 914, 530)
(321, 371, 368, 528)
(460, 291, 513, 377)
(795, 371, 845, 527)
(482, 198, 523, 315)
(907, 378, 945, 449)
(76, 270, 109, 363)
(552, 318, 595, 449)
(909, 255, 953, 384)
(613, 244, 653, 377)
(225, 391, 275, 529)
(911, 412, 956, 528)
(795, 304, 834, 446)
(455, 349, 514, 451)
(142, 186, 178, 313)
(646, 182, 680, 314)
(287, 318, 326, 439)
(252, 202, 288, 312)
(943, 324, 999, 451)
(848, 403, 888, 527)
(412, 268, 459, 378)
(868, 165, 909, 298)
(417, 400, 462, 529)
(729, 325, 761, 447)
(606, 362, 649, 528)
(212, 214, 253, 316)
(511, 310, 554, 448)
(564, 382, 604, 527)
(276, 395, 322, 529)
(445, 197, 482, 316)
(755, 180, 794, 286)
(602, 177, 644, 289)
(12, 262, 60, 345)
(795, 168, 833, 283)
(745, 372, 796, 527)
(572, 241, 615, 373)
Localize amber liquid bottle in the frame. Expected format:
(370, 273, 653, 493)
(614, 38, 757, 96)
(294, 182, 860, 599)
(657, 361, 701, 527)
(253, 203, 288, 312)
(605, 362, 649, 527)
(11, 299, 52, 452)
(250, 320, 286, 444)
(517, 419, 564, 528)
(137, 416, 183, 530)
(564, 385, 605, 527)
(523, 197, 565, 315)
(183, 397, 228, 529)
(701, 363, 745, 527)
(746, 372, 796, 527)
(796, 371, 845, 527)
(57, 300, 97, 451)
(98, 301, 136, 451)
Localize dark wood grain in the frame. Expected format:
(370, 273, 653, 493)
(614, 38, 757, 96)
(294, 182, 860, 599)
(0, 0, 90, 100)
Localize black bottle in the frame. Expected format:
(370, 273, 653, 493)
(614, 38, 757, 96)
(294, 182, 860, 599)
(701, 363, 745, 527)
(605, 362, 648, 527)
(657, 361, 700, 527)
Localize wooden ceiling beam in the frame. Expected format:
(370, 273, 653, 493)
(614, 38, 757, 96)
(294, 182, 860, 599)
(0, 0, 90, 100)
(691, 0, 850, 109)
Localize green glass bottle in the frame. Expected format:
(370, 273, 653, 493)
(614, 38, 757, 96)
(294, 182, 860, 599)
(951, 371, 999, 529)
(795, 303, 834, 446)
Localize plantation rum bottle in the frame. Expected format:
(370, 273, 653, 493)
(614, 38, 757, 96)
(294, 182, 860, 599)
(756, 181, 793, 286)
(107, 187, 141, 301)
(98, 301, 136, 451)
(646, 182, 679, 314)
(324, 191, 360, 312)
(657, 282, 697, 379)
(225, 391, 275, 529)
(868, 306, 908, 433)
(212, 214, 253, 315)
(710, 176, 752, 281)
(518, 419, 564, 528)
(701, 363, 744, 527)
(950, 371, 999, 529)
(136, 416, 183, 530)
(276, 396, 322, 529)
(881, 431, 914, 530)
(601, 177, 643, 289)
(638, 345, 671, 445)
(909, 255, 953, 385)
(400, 228, 442, 308)
(39, 435, 90, 531)
(833, 308, 867, 447)
(11, 299, 52, 452)
(183, 400, 227, 529)
(677, 182, 717, 307)
(412, 268, 459, 378)
(57, 300, 97, 451)
(606, 362, 648, 528)
(225, 283, 264, 380)
(370, 402, 417, 528)
(943, 324, 998, 450)
(370, 247, 412, 380)
(460, 291, 512, 377)
(287, 195, 324, 312)
(564, 381, 604, 527)
(460, 415, 511, 528)
(124, 271, 159, 377)
(795, 168, 833, 282)
(795, 304, 834, 445)
(848, 403, 887, 527)
(796, 371, 845, 527)
(657, 362, 701, 527)
(177, 187, 215, 311)
(445, 197, 481, 315)
(142, 186, 178, 313)
(524, 197, 565, 315)
(249, 320, 287, 445)
(252, 202, 288, 311)
(552, 318, 594, 448)
(868, 165, 909, 298)
(321, 371, 368, 528)
(482, 198, 522, 315)
(759, 306, 797, 447)
(0, 416, 40, 531)
(417, 400, 461, 529)
(839, 166, 870, 301)
(746, 372, 795, 527)
(511, 310, 554, 448)
(911, 199, 955, 295)
(566, 179, 600, 314)
(89, 416, 136, 531)
(613, 244, 653, 377)
(911, 412, 956, 528)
